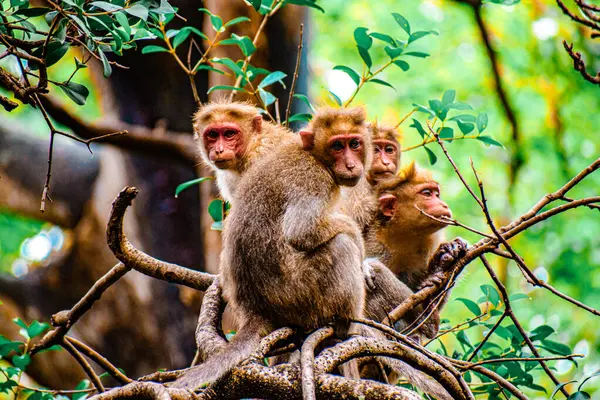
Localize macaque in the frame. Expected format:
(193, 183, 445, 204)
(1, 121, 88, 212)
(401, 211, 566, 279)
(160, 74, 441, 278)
(193, 100, 294, 202)
(339, 123, 401, 232)
(173, 107, 371, 389)
(371, 162, 467, 335)
(368, 123, 401, 183)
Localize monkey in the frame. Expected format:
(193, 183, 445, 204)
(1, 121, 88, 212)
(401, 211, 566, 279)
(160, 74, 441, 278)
(193, 99, 295, 203)
(172, 107, 372, 389)
(371, 161, 468, 336)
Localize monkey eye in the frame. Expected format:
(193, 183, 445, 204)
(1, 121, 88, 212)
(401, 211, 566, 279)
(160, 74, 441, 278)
(207, 130, 219, 139)
(331, 140, 344, 151)
(420, 189, 432, 196)
(385, 145, 395, 154)
(349, 138, 361, 149)
(224, 129, 237, 138)
(374, 147, 381, 153)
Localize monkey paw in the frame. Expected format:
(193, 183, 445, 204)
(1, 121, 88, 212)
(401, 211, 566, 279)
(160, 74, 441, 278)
(430, 237, 468, 273)
(362, 258, 382, 291)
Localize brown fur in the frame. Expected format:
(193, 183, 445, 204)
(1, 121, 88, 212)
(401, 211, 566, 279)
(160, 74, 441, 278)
(193, 99, 295, 202)
(173, 107, 371, 389)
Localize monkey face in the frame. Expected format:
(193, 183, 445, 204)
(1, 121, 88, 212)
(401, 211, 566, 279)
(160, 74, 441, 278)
(327, 134, 366, 186)
(371, 139, 399, 180)
(202, 123, 246, 169)
(414, 183, 451, 221)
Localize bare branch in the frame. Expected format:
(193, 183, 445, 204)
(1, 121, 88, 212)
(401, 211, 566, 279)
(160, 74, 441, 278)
(301, 327, 334, 400)
(62, 337, 105, 393)
(285, 23, 304, 127)
(107, 186, 216, 291)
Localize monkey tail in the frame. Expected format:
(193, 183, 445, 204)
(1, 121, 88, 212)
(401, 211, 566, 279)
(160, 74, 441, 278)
(170, 318, 265, 390)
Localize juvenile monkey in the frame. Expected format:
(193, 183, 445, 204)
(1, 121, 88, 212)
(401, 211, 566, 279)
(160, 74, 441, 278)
(193, 99, 294, 202)
(372, 162, 467, 335)
(173, 107, 371, 389)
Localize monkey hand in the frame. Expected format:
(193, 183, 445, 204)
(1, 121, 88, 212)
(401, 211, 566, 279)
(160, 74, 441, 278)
(429, 237, 468, 274)
(362, 258, 383, 291)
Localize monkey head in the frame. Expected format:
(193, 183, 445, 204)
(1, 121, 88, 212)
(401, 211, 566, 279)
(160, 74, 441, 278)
(193, 100, 263, 170)
(369, 124, 401, 182)
(377, 162, 451, 235)
(300, 107, 371, 187)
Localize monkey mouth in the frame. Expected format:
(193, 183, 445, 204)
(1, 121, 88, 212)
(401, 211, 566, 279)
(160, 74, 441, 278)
(337, 175, 362, 187)
(212, 156, 236, 168)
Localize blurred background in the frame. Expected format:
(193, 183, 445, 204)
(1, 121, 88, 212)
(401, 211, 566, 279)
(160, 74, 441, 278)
(0, 0, 598, 398)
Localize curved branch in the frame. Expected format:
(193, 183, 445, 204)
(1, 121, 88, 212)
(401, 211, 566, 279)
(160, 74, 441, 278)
(194, 278, 227, 363)
(301, 327, 334, 400)
(314, 336, 473, 400)
(107, 186, 216, 291)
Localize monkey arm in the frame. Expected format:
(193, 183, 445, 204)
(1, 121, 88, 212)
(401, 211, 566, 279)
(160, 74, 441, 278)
(283, 196, 363, 252)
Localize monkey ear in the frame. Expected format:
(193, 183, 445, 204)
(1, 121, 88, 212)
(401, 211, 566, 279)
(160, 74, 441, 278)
(378, 194, 397, 217)
(253, 115, 263, 133)
(299, 130, 315, 150)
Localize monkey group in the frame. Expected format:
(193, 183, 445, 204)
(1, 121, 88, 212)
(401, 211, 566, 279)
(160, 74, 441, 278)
(173, 100, 467, 398)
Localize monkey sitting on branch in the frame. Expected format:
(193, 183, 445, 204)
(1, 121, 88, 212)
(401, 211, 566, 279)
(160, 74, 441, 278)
(370, 162, 468, 339)
(172, 107, 373, 389)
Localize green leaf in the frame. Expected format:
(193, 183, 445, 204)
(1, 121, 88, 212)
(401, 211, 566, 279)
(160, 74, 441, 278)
(172, 30, 191, 49)
(551, 381, 577, 399)
(354, 27, 372, 50)
(142, 45, 169, 54)
(530, 325, 555, 342)
(424, 146, 437, 165)
(125, 4, 148, 20)
(408, 30, 438, 44)
(207, 85, 246, 94)
(258, 71, 287, 89)
(384, 45, 403, 59)
(175, 177, 213, 198)
(477, 112, 488, 133)
(404, 51, 430, 58)
(457, 120, 474, 134)
(13, 7, 51, 16)
(579, 369, 600, 391)
(333, 66, 360, 85)
(428, 99, 443, 115)
(114, 12, 131, 35)
(99, 50, 112, 77)
(208, 199, 224, 222)
(393, 60, 409, 71)
(232, 34, 256, 57)
(258, 88, 276, 106)
(540, 339, 572, 356)
(198, 8, 223, 31)
(183, 26, 208, 40)
(247, 0, 261, 11)
(368, 78, 395, 91)
(410, 118, 427, 138)
(59, 81, 89, 106)
(448, 114, 476, 122)
(412, 103, 435, 118)
(392, 12, 410, 35)
(293, 94, 315, 113)
(438, 127, 453, 139)
(153, 0, 175, 14)
(12, 354, 30, 370)
(212, 57, 246, 78)
(287, 113, 313, 123)
(224, 16, 250, 28)
(455, 298, 481, 316)
(476, 136, 504, 148)
(31, 41, 69, 69)
(357, 46, 372, 69)
(480, 284, 501, 307)
(456, 330, 473, 349)
(568, 392, 591, 400)
(442, 90, 455, 105)
(195, 64, 225, 74)
(0, 336, 23, 357)
(328, 90, 342, 106)
(89, 1, 121, 11)
(509, 293, 530, 302)
(369, 32, 395, 45)
(284, 0, 324, 12)
(447, 102, 473, 110)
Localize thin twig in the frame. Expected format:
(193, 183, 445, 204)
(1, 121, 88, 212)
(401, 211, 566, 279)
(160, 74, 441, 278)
(285, 23, 304, 126)
(62, 338, 105, 393)
(66, 336, 132, 384)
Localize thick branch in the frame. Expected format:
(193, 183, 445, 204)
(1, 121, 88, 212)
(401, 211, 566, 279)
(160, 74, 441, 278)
(107, 186, 216, 291)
